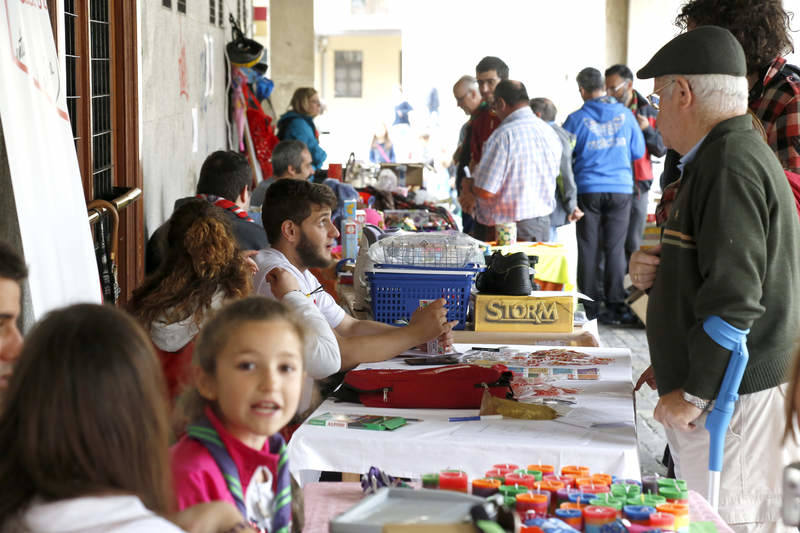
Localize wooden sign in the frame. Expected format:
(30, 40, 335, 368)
(474, 294, 574, 333)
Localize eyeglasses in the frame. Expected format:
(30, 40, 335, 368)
(607, 81, 628, 94)
(646, 79, 676, 111)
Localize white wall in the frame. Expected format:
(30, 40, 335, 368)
(140, 1, 236, 236)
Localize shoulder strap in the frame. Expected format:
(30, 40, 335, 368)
(186, 417, 247, 519)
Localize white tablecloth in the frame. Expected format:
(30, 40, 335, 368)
(288, 344, 639, 485)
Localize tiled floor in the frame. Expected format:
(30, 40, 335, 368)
(598, 322, 668, 476)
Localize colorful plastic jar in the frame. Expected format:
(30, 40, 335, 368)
(505, 473, 539, 489)
(517, 492, 550, 518)
(657, 478, 688, 492)
(555, 508, 583, 530)
(438, 470, 468, 492)
(658, 486, 689, 504)
(623, 505, 656, 525)
(656, 503, 689, 530)
(485, 469, 507, 483)
(568, 493, 597, 505)
(472, 478, 501, 497)
(562, 465, 591, 477)
(421, 473, 439, 489)
(529, 464, 555, 476)
(641, 475, 660, 495)
(588, 497, 624, 518)
(493, 463, 520, 475)
(515, 468, 544, 481)
(545, 474, 578, 488)
(561, 502, 585, 512)
(628, 494, 666, 507)
(500, 484, 530, 500)
(580, 485, 610, 495)
(649, 511, 675, 530)
(591, 473, 613, 487)
(583, 505, 617, 533)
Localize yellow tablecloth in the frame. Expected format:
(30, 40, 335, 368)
(490, 242, 574, 290)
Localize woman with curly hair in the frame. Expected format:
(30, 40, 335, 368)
(129, 199, 253, 400)
(675, 0, 800, 172)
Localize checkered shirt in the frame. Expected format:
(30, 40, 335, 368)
(473, 106, 562, 225)
(750, 57, 800, 172)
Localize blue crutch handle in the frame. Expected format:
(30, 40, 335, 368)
(702, 316, 749, 473)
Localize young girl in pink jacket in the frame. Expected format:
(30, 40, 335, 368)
(171, 297, 306, 533)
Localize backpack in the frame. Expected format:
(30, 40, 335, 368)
(335, 364, 512, 409)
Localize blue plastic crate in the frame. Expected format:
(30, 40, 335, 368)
(366, 264, 482, 330)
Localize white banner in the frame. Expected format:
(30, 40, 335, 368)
(0, 0, 101, 317)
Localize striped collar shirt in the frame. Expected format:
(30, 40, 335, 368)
(473, 106, 562, 225)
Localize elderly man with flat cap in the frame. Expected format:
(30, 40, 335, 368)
(631, 26, 800, 532)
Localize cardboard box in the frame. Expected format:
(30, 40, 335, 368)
(474, 293, 574, 333)
(379, 163, 425, 187)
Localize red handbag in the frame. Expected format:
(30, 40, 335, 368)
(337, 364, 512, 409)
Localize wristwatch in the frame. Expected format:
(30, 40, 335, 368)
(682, 391, 711, 410)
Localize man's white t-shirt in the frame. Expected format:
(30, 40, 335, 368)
(253, 248, 346, 328)
(253, 248, 343, 383)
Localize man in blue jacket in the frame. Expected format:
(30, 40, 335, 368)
(564, 68, 645, 321)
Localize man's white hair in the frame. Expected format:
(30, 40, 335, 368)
(455, 75, 479, 93)
(665, 74, 748, 124)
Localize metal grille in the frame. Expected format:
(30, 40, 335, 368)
(177, 0, 186, 14)
(90, 0, 113, 198)
(64, 0, 79, 144)
(210, 0, 215, 24)
(218, 0, 223, 26)
(335, 51, 363, 98)
(162, 0, 171, 7)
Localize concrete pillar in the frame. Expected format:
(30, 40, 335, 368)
(269, 0, 315, 117)
(606, 0, 630, 67)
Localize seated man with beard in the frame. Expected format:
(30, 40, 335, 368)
(253, 179, 454, 374)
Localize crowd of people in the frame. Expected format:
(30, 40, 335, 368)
(0, 0, 799, 532)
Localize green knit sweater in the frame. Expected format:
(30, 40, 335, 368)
(647, 114, 800, 399)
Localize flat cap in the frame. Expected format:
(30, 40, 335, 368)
(637, 25, 746, 79)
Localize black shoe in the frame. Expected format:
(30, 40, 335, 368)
(476, 251, 532, 296)
(598, 305, 643, 327)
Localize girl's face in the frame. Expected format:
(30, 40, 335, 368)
(198, 319, 304, 450)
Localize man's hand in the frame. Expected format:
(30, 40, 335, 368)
(459, 180, 476, 214)
(266, 267, 301, 300)
(567, 207, 584, 223)
(654, 389, 702, 432)
(637, 113, 650, 131)
(635, 365, 657, 391)
(409, 298, 458, 342)
(629, 244, 661, 291)
(241, 249, 259, 275)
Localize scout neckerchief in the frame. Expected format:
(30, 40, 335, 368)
(197, 193, 255, 223)
(186, 415, 292, 533)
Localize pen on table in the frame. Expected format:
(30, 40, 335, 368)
(448, 415, 504, 422)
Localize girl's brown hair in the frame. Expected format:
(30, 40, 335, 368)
(0, 304, 174, 523)
(289, 87, 318, 116)
(175, 297, 308, 426)
(129, 199, 252, 329)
